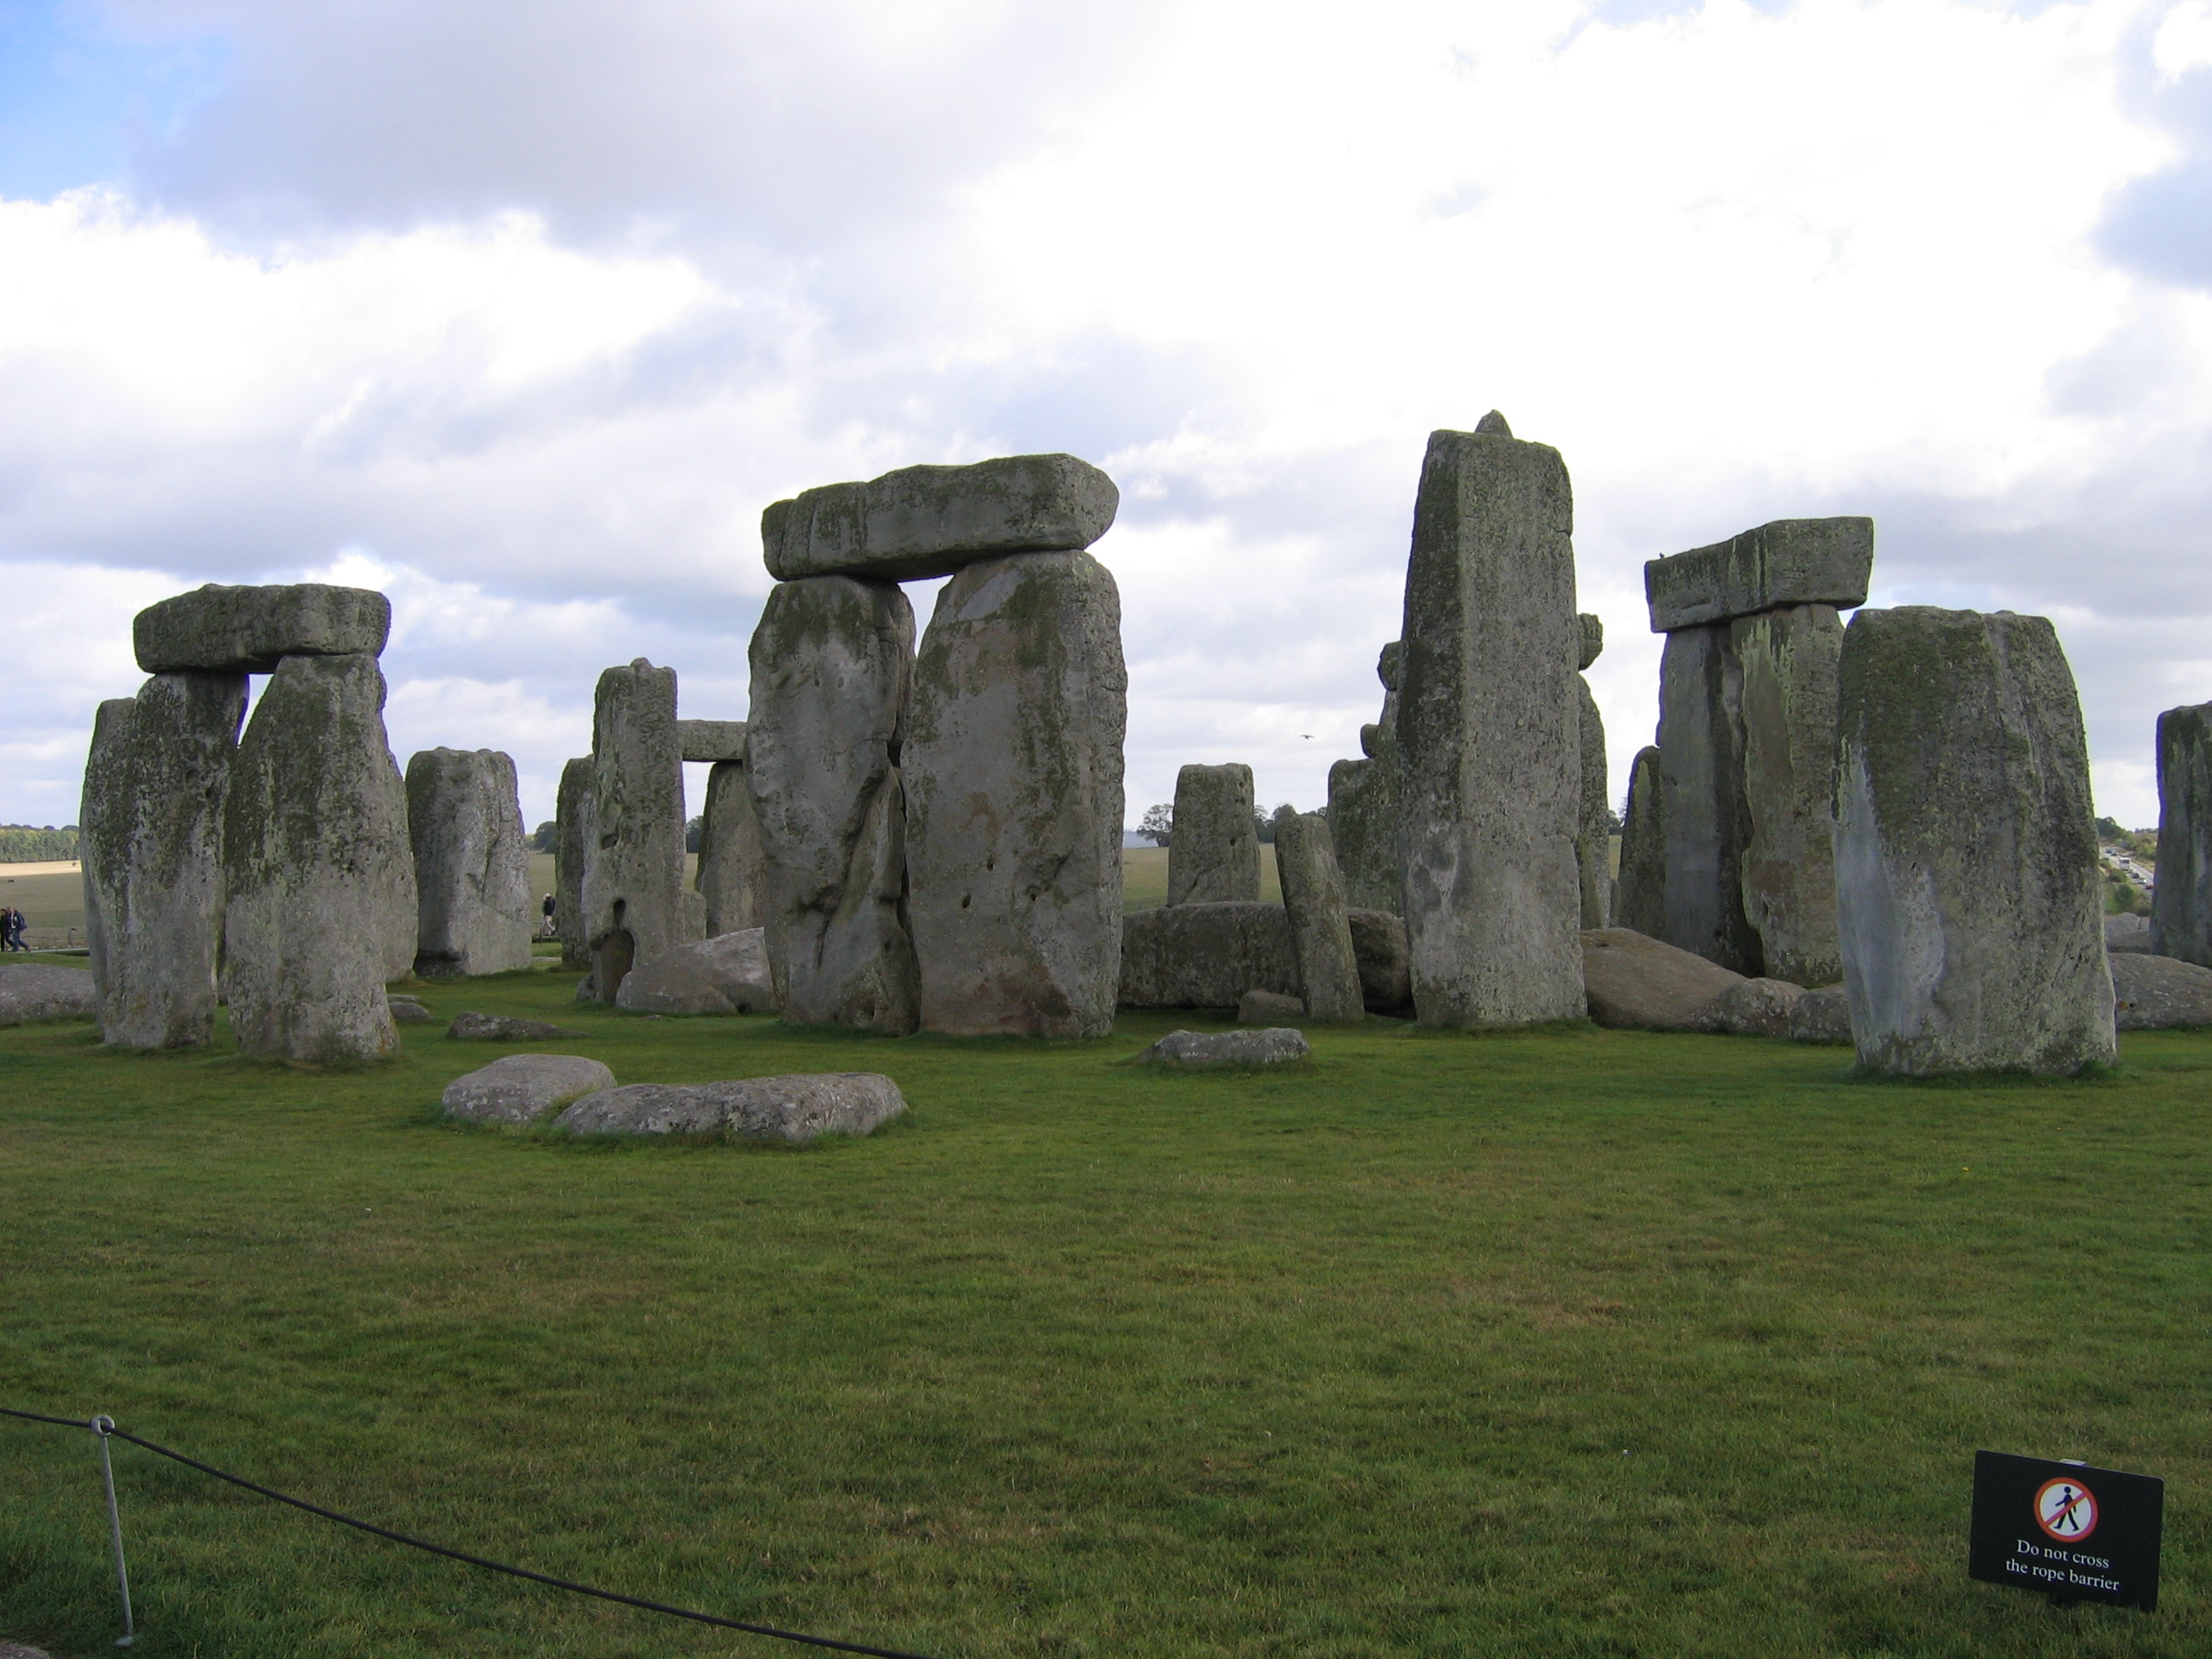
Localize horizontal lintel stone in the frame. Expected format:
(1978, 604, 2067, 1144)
(1644, 517, 1872, 632)
(135, 583, 392, 673)
(676, 719, 748, 762)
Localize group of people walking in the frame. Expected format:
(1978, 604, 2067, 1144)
(0, 906, 28, 951)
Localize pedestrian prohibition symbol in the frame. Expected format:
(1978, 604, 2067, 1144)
(2034, 1476, 2097, 1543)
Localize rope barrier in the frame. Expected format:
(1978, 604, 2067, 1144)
(3, 1404, 938, 1659)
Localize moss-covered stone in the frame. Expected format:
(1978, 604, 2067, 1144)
(581, 659, 687, 1003)
(1656, 622, 1763, 975)
(1732, 603, 1844, 986)
(1576, 678, 1612, 930)
(405, 747, 532, 978)
(1328, 641, 1404, 915)
(676, 719, 748, 762)
(1644, 518, 1871, 632)
(1614, 745, 1666, 940)
(1272, 806, 1363, 1022)
(554, 756, 592, 968)
(2151, 701, 2211, 966)
(1167, 762, 1259, 905)
(697, 754, 765, 936)
(133, 583, 390, 673)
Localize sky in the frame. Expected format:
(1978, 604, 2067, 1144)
(4, 0, 2211, 835)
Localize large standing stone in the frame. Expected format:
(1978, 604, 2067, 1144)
(1833, 608, 2114, 1075)
(134, 583, 392, 672)
(1656, 623, 1761, 974)
(80, 673, 247, 1047)
(1328, 641, 1404, 915)
(1575, 678, 1611, 930)
(747, 577, 920, 1033)
(222, 653, 416, 1063)
(554, 756, 593, 969)
(1167, 763, 1260, 905)
(905, 550, 1126, 1037)
(1732, 604, 1845, 985)
(764, 455, 1119, 583)
(1395, 414, 1586, 1026)
(406, 748, 533, 978)
(2151, 701, 2212, 967)
(581, 660, 686, 1004)
(1613, 745, 1666, 938)
(1272, 806, 1363, 1022)
(697, 749, 765, 937)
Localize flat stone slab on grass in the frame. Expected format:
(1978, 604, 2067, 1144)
(0, 964, 97, 1025)
(442, 1054, 616, 1126)
(1137, 1027, 1312, 1068)
(556, 1074, 906, 1142)
(449, 1011, 582, 1041)
(135, 582, 392, 672)
(2110, 953, 2212, 1029)
(1579, 928, 1743, 1032)
(612, 928, 774, 1016)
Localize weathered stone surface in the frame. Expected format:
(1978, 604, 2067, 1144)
(676, 719, 748, 763)
(1167, 762, 1260, 905)
(905, 550, 1126, 1036)
(2151, 701, 2212, 967)
(1732, 604, 1845, 986)
(1118, 901, 1297, 1008)
(1330, 641, 1405, 915)
(1656, 623, 1761, 975)
(1712, 976, 1804, 1037)
(80, 672, 246, 1048)
(2104, 913, 2153, 953)
(1237, 988, 1304, 1023)
(764, 454, 1118, 583)
(1575, 678, 1612, 930)
(1789, 984, 1853, 1044)
(1578, 612, 1604, 672)
(406, 748, 532, 979)
(135, 583, 391, 673)
(747, 577, 920, 1033)
(1137, 1027, 1311, 1068)
(1346, 907, 1412, 1013)
(442, 1054, 614, 1125)
(2110, 952, 2212, 1029)
(696, 754, 765, 937)
(556, 1073, 907, 1141)
(222, 652, 416, 1063)
(555, 756, 593, 968)
(1614, 745, 1665, 940)
(1579, 928, 1743, 1032)
(390, 997, 432, 1024)
(1272, 806, 1362, 1022)
(448, 1011, 579, 1041)
(0, 963, 98, 1025)
(1396, 416, 1586, 1026)
(582, 659, 687, 1004)
(1644, 518, 1873, 633)
(1833, 608, 2114, 1075)
(613, 928, 774, 1016)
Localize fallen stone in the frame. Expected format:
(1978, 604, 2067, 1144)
(1576, 677, 1612, 929)
(1656, 622, 1762, 974)
(0, 1642, 57, 1658)
(1614, 745, 1666, 940)
(1579, 928, 1743, 1032)
(747, 576, 920, 1033)
(1712, 976, 1804, 1037)
(2104, 913, 2153, 953)
(2152, 701, 2211, 967)
(1136, 1027, 1312, 1068)
(222, 652, 416, 1063)
(407, 748, 533, 979)
(581, 660, 688, 1004)
(1732, 603, 1847, 986)
(764, 454, 1118, 583)
(1119, 901, 1297, 1008)
(1346, 907, 1412, 1013)
(556, 1073, 907, 1141)
(0, 963, 98, 1025)
(1397, 415, 1586, 1026)
(555, 755, 593, 968)
(134, 582, 392, 673)
(2110, 952, 2212, 1029)
(1644, 517, 1873, 632)
(676, 718, 748, 763)
(905, 550, 1125, 1036)
(612, 928, 774, 1016)
(390, 999, 433, 1024)
(442, 1054, 616, 1126)
(1236, 988, 1305, 1023)
(1167, 762, 1260, 905)
(1273, 806, 1363, 1022)
(1834, 607, 2113, 1075)
(448, 1011, 580, 1041)
(80, 671, 247, 1049)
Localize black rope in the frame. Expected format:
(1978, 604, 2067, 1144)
(3, 1406, 938, 1659)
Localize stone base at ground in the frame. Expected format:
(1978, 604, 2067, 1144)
(556, 1074, 906, 1141)
(0, 964, 98, 1025)
(1788, 985, 1853, 1044)
(1237, 988, 1304, 1023)
(1137, 1028, 1310, 1068)
(449, 1011, 581, 1041)
(442, 1054, 615, 1125)
(2110, 953, 2212, 1029)
(1579, 928, 1743, 1032)
(1712, 977, 1803, 1037)
(1346, 909, 1412, 1013)
(612, 928, 774, 1016)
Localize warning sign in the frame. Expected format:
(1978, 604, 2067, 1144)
(2034, 1476, 2098, 1543)
(1969, 1452, 2163, 1612)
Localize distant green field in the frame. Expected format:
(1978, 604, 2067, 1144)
(3, 963, 2208, 1658)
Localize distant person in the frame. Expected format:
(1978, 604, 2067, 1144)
(541, 894, 557, 937)
(3, 907, 24, 951)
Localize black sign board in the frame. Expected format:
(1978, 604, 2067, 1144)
(1969, 1451, 2163, 1611)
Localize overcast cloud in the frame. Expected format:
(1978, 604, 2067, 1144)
(3, 0, 2209, 835)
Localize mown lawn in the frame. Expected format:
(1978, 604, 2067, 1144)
(1, 961, 2208, 1658)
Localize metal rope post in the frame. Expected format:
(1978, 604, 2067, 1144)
(90, 1416, 135, 1648)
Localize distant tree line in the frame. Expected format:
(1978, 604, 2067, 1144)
(0, 824, 79, 862)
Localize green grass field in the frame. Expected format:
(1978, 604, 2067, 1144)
(2, 960, 2209, 1658)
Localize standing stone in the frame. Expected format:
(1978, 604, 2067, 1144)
(1328, 641, 1404, 915)
(80, 672, 247, 1047)
(1614, 745, 1666, 938)
(1167, 763, 1260, 905)
(1575, 613, 1611, 930)
(747, 577, 920, 1033)
(1832, 608, 2113, 1075)
(1272, 806, 1363, 1022)
(2151, 702, 2212, 967)
(581, 660, 686, 1004)
(697, 748, 765, 937)
(222, 653, 416, 1063)
(905, 550, 1126, 1036)
(1732, 604, 1845, 985)
(405, 748, 533, 978)
(1656, 623, 1761, 974)
(554, 756, 593, 969)
(1395, 414, 1586, 1026)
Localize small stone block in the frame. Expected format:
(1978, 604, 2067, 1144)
(1644, 518, 1872, 632)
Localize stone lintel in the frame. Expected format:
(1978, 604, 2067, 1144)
(1644, 517, 1872, 632)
